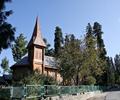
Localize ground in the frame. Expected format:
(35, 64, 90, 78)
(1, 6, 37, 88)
(87, 91, 120, 100)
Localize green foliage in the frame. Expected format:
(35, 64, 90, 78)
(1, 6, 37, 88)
(92, 22, 108, 84)
(0, 88, 10, 100)
(0, 0, 15, 53)
(114, 54, 120, 84)
(57, 22, 108, 85)
(84, 76, 96, 85)
(107, 57, 115, 85)
(114, 54, 120, 74)
(83, 23, 105, 85)
(1, 57, 9, 74)
(58, 34, 84, 85)
(93, 22, 107, 61)
(85, 23, 94, 48)
(12, 33, 27, 62)
(115, 75, 120, 84)
(54, 26, 63, 56)
(13, 70, 57, 85)
(43, 38, 54, 56)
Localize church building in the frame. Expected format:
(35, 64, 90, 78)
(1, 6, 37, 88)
(11, 17, 62, 82)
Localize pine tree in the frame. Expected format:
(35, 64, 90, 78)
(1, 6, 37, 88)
(54, 26, 63, 57)
(0, 0, 15, 53)
(114, 54, 120, 84)
(93, 22, 107, 60)
(107, 57, 115, 85)
(114, 54, 120, 74)
(85, 23, 95, 49)
(12, 33, 27, 62)
(93, 22, 108, 84)
(83, 23, 98, 84)
(1, 57, 9, 74)
(43, 38, 54, 56)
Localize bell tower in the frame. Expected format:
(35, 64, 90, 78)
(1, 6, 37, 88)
(27, 17, 46, 73)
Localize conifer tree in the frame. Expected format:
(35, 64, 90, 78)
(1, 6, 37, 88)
(114, 54, 120, 84)
(93, 22, 107, 60)
(0, 0, 15, 53)
(107, 57, 115, 85)
(43, 38, 54, 56)
(54, 26, 63, 56)
(12, 33, 27, 62)
(93, 22, 108, 84)
(84, 23, 98, 84)
(1, 57, 9, 74)
(114, 54, 120, 74)
(85, 23, 95, 48)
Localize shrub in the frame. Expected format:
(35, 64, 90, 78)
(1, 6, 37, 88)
(84, 76, 96, 85)
(13, 70, 57, 85)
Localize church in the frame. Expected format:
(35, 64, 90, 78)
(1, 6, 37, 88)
(11, 17, 62, 82)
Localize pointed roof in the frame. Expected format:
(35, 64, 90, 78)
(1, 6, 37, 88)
(27, 17, 46, 47)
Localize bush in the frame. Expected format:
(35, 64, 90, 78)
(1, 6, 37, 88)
(84, 76, 96, 85)
(13, 70, 57, 85)
(0, 88, 10, 100)
(116, 76, 120, 84)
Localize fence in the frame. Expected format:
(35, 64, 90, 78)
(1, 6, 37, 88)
(0, 85, 108, 99)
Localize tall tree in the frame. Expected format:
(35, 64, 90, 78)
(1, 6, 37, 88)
(1, 57, 9, 74)
(54, 26, 63, 56)
(93, 22, 107, 60)
(114, 54, 120, 84)
(58, 34, 84, 85)
(85, 23, 95, 49)
(114, 54, 120, 74)
(93, 22, 108, 84)
(12, 33, 27, 62)
(43, 38, 54, 56)
(83, 23, 99, 84)
(107, 57, 115, 85)
(0, 0, 15, 53)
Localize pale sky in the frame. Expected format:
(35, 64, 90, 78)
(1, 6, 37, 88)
(1, 0, 120, 72)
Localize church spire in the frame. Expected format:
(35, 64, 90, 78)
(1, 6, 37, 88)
(27, 17, 46, 47)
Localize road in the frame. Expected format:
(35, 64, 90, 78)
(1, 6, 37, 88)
(87, 91, 120, 100)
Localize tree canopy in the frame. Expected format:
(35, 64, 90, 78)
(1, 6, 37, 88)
(1, 57, 9, 74)
(12, 33, 27, 62)
(56, 22, 109, 85)
(43, 38, 54, 56)
(0, 0, 15, 53)
(58, 34, 84, 85)
(54, 26, 63, 56)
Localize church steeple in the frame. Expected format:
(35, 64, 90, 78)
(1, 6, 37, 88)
(27, 17, 46, 47)
(27, 17, 46, 73)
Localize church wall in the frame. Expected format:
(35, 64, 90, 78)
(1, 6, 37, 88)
(45, 68, 55, 77)
(57, 73, 63, 82)
(45, 68, 62, 82)
(33, 63, 43, 73)
(33, 47, 43, 63)
(32, 46, 44, 73)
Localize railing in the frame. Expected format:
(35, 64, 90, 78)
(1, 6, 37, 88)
(0, 85, 109, 99)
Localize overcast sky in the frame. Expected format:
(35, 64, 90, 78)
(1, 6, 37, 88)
(1, 0, 120, 69)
